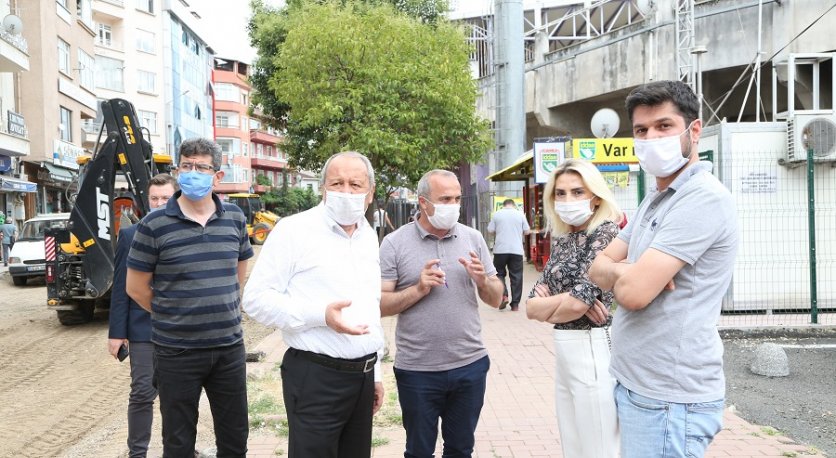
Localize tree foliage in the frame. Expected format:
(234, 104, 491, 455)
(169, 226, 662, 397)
(262, 186, 320, 216)
(248, 0, 492, 193)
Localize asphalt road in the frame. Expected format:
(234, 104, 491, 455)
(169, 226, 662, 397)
(722, 329, 836, 457)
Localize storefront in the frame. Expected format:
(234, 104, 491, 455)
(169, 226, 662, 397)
(487, 137, 640, 271)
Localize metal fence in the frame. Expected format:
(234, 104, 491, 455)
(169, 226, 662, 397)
(711, 152, 836, 328)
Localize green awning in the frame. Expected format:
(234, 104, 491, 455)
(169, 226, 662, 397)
(485, 151, 533, 182)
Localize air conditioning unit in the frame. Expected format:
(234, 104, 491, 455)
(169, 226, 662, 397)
(786, 113, 836, 162)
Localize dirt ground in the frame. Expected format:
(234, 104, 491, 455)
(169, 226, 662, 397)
(0, 248, 273, 458)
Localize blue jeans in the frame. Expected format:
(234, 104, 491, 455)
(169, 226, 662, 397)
(394, 356, 490, 458)
(154, 342, 248, 458)
(614, 382, 724, 458)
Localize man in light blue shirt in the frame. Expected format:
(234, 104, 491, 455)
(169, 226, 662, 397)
(488, 199, 531, 311)
(590, 80, 738, 458)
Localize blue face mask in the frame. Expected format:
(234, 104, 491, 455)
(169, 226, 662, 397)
(177, 171, 214, 201)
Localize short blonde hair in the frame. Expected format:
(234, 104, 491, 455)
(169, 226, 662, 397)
(542, 159, 623, 236)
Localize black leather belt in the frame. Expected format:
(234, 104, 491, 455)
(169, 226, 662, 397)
(290, 348, 377, 373)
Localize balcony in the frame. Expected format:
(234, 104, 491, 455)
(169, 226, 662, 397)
(250, 129, 281, 144)
(253, 184, 270, 194)
(251, 155, 286, 171)
(0, 30, 29, 72)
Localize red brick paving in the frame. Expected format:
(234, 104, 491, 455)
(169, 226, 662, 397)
(245, 263, 823, 457)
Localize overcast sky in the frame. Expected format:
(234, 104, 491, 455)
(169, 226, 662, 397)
(198, 0, 284, 64)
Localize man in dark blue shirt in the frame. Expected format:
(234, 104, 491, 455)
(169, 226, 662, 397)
(126, 138, 254, 457)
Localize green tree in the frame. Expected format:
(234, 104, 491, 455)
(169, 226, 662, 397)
(264, 187, 321, 216)
(249, 0, 492, 195)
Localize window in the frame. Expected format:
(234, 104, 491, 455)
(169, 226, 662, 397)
(138, 110, 157, 134)
(56, 0, 69, 10)
(256, 143, 263, 156)
(77, 50, 95, 91)
(214, 83, 237, 102)
(249, 118, 261, 130)
(57, 38, 70, 74)
(77, 0, 93, 29)
(59, 107, 72, 142)
(97, 23, 112, 47)
(217, 139, 232, 154)
(136, 0, 154, 14)
(96, 55, 124, 91)
(135, 29, 155, 54)
(136, 70, 156, 93)
(215, 111, 239, 129)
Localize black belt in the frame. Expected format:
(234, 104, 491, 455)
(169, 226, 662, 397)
(290, 348, 377, 373)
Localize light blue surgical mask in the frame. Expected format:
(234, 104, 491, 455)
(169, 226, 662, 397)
(177, 171, 214, 201)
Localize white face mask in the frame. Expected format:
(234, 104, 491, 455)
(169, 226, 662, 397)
(426, 202, 460, 230)
(633, 123, 694, 178)
(554, 199, 593, 227)
(324, 191, 368, 226)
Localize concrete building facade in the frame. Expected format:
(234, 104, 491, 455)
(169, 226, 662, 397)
(20, 0, 98, 218)
(0, 0, 31, 224)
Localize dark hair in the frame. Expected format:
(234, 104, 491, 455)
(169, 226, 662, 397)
(148, 173, 179, 192)
(625, 80, 699, 126)
(178, 138, 222, 171)
(503, 199, 515, 207)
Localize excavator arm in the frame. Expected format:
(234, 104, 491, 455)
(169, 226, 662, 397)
(47, 99, 169, 323)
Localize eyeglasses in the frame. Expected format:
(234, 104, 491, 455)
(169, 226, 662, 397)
(178, 161, 216, 174)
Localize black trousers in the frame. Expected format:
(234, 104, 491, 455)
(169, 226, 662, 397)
(493, 253, 524, 307)
(281, 348, 375, 458)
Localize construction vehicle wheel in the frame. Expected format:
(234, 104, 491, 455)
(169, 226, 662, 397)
(251, 223, 271, 245)
(57, 303, 95, 326)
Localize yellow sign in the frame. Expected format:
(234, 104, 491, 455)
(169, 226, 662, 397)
(492, 196, 524, 214)
(572, 138, 637, 164)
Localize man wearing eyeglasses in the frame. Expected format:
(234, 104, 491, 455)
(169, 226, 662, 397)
(108, 173, 177, 458)
(126, 138, 254, 457)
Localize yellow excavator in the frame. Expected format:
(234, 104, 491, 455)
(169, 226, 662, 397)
(227, 193, 279, 245)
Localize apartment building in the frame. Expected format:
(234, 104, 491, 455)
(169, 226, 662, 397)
(19, 0, 97, 217)
(213, 57, 253, 195)
(0, 1, 31, 222)
(89, 0, 213, 164)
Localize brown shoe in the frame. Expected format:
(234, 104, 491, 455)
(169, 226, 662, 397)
(499, 295, 509, 310)
(510, 305, 519, 311)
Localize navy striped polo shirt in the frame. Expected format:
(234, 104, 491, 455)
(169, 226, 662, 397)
(127, 191, 254, 349)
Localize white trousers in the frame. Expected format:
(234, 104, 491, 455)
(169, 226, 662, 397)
(553, 328, 620, 458)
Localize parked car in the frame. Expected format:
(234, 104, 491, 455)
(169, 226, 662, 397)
(8, 213, 70, 286)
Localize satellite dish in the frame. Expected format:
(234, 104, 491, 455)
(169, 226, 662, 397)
(590, 108, 621, 139)
(2, 14, 22, 35)
(635, 0, 657, 15)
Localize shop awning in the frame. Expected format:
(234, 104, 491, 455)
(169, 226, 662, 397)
(0, 175, 37, 193)
(44, 163, 75, 183)
(485, 151, 534, 182)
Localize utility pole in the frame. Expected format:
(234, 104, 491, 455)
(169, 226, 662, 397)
(493, 0, 525, 195)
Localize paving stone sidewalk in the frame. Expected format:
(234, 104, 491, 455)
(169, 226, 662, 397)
(245, 263, 822, 458)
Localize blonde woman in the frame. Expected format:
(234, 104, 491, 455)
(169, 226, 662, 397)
(526, 158, 623, 458)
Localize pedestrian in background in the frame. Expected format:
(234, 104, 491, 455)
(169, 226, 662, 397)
(380, 169, 504, 458)
(243, 151, 384, 458)
(590, 80, 738, 458)
(1, 217, 17, 267)
(526, 158, 622, 458)
(487, 198, 531, 311)
(126, 138, 253, 457)
(107, 173, 177, 458)
(372, 202, 395, 241)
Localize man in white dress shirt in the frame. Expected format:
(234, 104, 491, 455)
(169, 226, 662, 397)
(243, 151, 384, 458)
